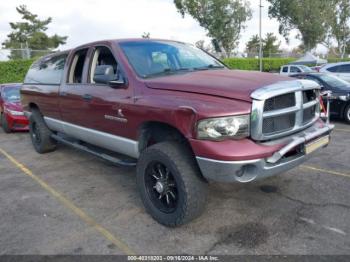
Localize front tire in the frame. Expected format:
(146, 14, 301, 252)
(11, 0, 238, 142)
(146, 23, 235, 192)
(137, 141, 208, 227)
(29, 110, 57, 153)
(1, 113, 11, 133)
(344, 104, 350, 124)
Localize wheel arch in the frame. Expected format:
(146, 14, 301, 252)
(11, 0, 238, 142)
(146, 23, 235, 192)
(138, 121, 193, 154)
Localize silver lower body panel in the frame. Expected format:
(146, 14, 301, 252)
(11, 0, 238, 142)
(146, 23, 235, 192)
(44, 117, 139, 158)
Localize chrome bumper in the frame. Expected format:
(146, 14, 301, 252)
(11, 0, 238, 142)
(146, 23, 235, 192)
(196, 123, 334, 183)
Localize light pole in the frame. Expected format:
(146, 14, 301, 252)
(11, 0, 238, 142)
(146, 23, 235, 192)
(259, 0, 263, 72)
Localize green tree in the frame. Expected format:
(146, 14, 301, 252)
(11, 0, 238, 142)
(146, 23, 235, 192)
(267, 0, 331, 51)
(245, 34, 260, 56)
(174, 0, 252, 58)
(2, 5, 67, 60)
(263, 32, 281, 57)
(245, 33, 280, 57)
(328, 0, 350, 58)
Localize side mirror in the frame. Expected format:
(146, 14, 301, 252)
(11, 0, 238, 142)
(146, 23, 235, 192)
(108, 78, 125, 88)
(93, 65, 125, 88)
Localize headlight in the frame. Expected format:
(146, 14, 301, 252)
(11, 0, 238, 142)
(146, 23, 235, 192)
(197, 115, 250, 140)
(338, 95, 349, 101)
(5, 109, 24, 116)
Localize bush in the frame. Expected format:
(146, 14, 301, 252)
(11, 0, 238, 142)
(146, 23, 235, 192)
(223, 57, 296, 72)
(327, 58, 350, 63)
(0, 59, 35, 84)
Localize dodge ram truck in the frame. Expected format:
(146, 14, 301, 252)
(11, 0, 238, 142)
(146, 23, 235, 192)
(21, 39, 333, 226)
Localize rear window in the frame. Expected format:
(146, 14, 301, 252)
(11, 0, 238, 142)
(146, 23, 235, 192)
(282, 66, 288, 73)
(338, 64, 350, 73)
(24, 53, 67, 85)
(327, 65, 340, 73)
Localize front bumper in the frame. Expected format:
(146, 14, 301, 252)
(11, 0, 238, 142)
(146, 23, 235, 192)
(196, 122, 333, 183)
(6, 113, 29, 131)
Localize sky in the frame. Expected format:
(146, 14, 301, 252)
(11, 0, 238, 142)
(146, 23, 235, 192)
(0, 0, 326, 54)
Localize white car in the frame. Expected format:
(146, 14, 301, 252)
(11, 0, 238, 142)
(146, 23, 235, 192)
(319, 62, 350, 82)
(280, 65, 313, 76)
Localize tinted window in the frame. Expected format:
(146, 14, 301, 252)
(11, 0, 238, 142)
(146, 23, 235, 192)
(327, 65, 340, 73)
(282, 66, 288, 73)
(24, 54, 67, 84)
(338, 64, 350, 73)
(290, 66, 301, 73)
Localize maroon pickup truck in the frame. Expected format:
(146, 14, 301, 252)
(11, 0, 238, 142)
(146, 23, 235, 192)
(21, 39, 333, 226)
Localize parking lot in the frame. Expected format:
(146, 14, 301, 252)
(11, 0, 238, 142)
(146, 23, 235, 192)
(0, 121, 350, 255)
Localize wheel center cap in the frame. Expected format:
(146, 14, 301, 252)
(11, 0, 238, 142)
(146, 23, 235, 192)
(155, 181, 165, 193)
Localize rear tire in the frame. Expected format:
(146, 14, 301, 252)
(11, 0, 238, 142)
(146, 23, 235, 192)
(1, 113, 11, 133)
(136, 141, 207, 227)
(344, 104, 350, 124)
(29, 110, 57, 153)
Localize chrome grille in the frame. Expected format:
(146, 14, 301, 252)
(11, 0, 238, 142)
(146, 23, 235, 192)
(262, 112, 295, 134)
(264, 93, 295, 111)
(251, 80, 321, 141)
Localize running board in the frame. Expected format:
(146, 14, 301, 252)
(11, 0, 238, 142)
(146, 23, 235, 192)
(51, 134, 137, 167)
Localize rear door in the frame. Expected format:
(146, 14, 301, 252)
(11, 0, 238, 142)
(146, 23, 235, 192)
(22, 53, 67, 119)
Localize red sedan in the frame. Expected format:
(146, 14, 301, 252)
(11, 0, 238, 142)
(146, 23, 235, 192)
(0, 83, 29, 133)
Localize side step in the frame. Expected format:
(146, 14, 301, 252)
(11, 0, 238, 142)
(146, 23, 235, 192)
(51, 134, 137, 167)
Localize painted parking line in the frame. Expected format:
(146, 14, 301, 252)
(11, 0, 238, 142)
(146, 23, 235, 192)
(301, 164, 350, 179)
(0, 147, 136, 255)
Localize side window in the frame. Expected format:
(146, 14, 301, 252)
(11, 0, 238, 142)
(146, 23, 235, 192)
(68, 49, 88, 84)
(24, 54, 67, 84)
(338, 64, 350, 73)
(282, 66, 288, 73)
(290, 66, 301, 73)
(89, 46, 119, 84)
(327, 65, 339, 73)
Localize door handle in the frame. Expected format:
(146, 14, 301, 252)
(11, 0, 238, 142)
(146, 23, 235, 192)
(82, 94, 93, 101)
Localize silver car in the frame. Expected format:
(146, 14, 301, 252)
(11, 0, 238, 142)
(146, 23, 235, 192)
(320, 62, 350, 82)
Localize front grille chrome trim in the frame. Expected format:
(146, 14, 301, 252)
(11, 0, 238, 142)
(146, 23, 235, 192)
(263, 106, 299, 118)
(303, 100, 318, 109)
(251, 80, 321, 141)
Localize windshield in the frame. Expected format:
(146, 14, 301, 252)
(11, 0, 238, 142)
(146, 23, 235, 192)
(120, 41, 225, 78)
(2, 87, 20, 102)
(2, 86, 21, 102)
(299, 65, 313, 72)
(319, 74, 350, 89)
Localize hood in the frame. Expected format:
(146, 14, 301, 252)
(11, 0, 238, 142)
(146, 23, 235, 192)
(4, 101, 23, 111)
(144, 69, 293, 102)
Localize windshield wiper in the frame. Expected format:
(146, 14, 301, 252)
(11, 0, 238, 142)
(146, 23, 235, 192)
(144, 68, 191, 78)
(193, 64, 225, 71)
